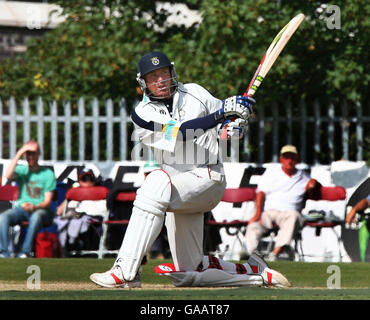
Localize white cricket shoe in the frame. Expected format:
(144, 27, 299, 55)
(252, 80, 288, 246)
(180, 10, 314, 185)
(90, 265, 141, 288)
(247, 253, 291, 288)
(261, 267, 291, 288)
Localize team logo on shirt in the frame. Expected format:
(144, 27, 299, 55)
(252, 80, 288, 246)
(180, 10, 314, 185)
(151, 57, 160, 65)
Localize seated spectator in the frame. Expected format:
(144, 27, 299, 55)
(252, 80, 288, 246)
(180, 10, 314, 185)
(245, 145, 320, 261)
(54, 168, 106, 254)
(0, 140, 56, 258)
(345, 195, 370, 262)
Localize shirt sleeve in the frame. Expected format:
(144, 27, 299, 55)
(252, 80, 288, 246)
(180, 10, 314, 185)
(44, 169, 57, 193)
(14, 165, 27, 179)
(185, 83, 223, 114)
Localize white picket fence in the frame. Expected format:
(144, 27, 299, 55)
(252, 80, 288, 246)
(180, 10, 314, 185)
(0, 97, 131, 162)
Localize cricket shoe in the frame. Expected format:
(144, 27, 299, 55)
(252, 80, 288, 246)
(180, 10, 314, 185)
(90, 265, 141, 288)
(261, 267, 291, 288)
(247, 253, 291, 288)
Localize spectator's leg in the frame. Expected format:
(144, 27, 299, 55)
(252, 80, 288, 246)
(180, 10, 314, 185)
(358, 221, 370, 262)
(20, 209, 54, 256)
(274, 210, 301, 256)
(0, 207, 28, 257)
(245, 221, 267, 255)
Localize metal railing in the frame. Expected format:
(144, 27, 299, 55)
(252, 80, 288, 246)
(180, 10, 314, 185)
(0, 96, 368, 165)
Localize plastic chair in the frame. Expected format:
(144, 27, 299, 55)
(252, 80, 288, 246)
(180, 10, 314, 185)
(0, 185, 19, 203)
(0, 185, 20, 253)
(296, 185, 347, 261)
(98, 191, 136, 257)
(64, 187, 137, 259)
(61, 186, 109, 258)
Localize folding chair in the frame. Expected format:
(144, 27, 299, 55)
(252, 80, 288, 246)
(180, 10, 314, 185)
(297, 185, 347, 261)
(206, 187, 256, 259)
(61, 186, 109, 258)
(0, 185, 19, 204)
(0, 185, 19, 253)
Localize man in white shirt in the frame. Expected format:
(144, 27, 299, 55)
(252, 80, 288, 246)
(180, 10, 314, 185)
(245, 145, 320, 261)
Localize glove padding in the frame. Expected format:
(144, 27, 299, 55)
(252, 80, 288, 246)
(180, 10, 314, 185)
(219, 118, 247, 140)
(219, 95, 255, 121)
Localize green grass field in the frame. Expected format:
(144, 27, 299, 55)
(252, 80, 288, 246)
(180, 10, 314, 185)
(0, 258, 369, 300)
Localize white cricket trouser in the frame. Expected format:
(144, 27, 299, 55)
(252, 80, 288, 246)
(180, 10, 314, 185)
(245, 209, 302, 255)
(165, 164, 226, 272)
(164, 255, 264, 287)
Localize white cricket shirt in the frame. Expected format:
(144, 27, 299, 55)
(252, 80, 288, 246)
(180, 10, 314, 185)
(132, 82, 222, 173)
(257, 166, 311, 212)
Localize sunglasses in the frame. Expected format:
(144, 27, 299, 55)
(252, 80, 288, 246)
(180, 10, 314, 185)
(79, 174, 96, 182)
(280, 153, 298, 159)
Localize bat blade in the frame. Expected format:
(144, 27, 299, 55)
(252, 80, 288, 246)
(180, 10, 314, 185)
(244, 13, 305, 97)
(221, 13, 305, 140)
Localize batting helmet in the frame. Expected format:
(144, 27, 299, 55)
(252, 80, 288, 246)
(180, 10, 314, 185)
(136, 51, 178, 98)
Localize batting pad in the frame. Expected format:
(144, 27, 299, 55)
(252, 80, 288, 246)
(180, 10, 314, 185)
(162, 269, 263, 287)
(115, 170, 171, 281)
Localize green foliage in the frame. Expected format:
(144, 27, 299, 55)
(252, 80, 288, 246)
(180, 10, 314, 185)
(0, 0, 167, 104)
(0, 0, 368, 107)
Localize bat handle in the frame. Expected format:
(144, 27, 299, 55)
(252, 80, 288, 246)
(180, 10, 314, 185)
(221, 93, 252, 139)
(220, 116, 237, 140)
(220, 126, 229, 140)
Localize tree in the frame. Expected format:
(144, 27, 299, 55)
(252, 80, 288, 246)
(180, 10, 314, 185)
(0, 0, 189, 104)
(0, 0, 368, 105)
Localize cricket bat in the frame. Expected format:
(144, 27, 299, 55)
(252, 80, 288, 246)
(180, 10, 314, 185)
(243, 13, 305, 97)
(221, 13, 305, 139)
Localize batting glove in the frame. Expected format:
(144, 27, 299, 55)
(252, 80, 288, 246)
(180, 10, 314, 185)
(219, 118, 248, 140)
(215, 95, 255, 121)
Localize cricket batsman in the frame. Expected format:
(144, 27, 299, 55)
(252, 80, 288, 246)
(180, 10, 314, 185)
(90, 51, 291, 288)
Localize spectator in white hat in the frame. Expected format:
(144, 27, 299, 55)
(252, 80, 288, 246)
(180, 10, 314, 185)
(245, 145, 320, 261)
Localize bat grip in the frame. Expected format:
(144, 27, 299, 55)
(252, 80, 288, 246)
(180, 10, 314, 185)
(220, 116, 237, 140)
(221, 93, 252, 139)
